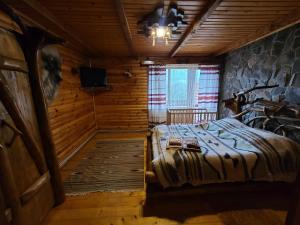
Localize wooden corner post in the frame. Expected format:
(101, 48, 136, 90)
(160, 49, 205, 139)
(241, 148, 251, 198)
(19, 27, 66, 205)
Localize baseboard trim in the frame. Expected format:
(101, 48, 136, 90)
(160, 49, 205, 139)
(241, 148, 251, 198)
(59, 130, 97, 168)
(96, 129, 149, 133)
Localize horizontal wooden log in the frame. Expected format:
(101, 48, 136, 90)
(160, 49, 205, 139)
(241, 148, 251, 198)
(145, 171, 158, 184)
(0, 55, 28, 73)
(20, 171, 50, 205)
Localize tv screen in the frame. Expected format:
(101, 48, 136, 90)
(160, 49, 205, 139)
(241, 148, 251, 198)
(79, 67, 107, 87)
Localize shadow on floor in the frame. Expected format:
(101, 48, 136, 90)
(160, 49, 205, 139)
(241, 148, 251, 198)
(142, 190, 289, 224)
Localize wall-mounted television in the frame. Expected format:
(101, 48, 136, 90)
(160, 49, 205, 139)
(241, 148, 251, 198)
(79, 67, 107, 87)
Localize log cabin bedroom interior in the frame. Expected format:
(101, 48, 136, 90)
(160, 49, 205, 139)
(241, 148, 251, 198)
(1, 0, 300, 225)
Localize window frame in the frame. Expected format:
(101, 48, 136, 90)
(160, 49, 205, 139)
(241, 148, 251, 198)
(166, 64, 199, 109)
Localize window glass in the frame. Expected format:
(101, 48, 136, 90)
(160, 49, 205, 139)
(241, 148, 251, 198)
(164, 65, 219, 112)
(168, 69, 188, 107)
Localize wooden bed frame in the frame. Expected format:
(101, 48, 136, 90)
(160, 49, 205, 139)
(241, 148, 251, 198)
(145, 133, 293, 196)
(144, 129, 293, 218)
(145, 100, 300, 197)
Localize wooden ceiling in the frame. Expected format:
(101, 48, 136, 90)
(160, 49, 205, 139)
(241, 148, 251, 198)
(7, 0, 300, 57)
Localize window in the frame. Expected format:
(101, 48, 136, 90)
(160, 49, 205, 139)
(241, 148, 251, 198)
(166, 64, 220, 112)
(148, 64, 220, 124)
(167, 66, 200, 108)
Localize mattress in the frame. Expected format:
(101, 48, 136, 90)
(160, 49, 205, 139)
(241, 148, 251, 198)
(151, 118, 300, 188)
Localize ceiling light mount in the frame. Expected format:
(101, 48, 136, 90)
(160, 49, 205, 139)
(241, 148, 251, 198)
(151, 25, 171, 46)
(137, 2, 187, 46)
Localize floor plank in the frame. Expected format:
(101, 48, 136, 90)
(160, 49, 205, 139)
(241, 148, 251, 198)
(43, 190, 287, 225)
(43, 132, 287, 225)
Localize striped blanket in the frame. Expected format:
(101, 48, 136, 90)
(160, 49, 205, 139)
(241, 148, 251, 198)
(152, 118, 300, 188)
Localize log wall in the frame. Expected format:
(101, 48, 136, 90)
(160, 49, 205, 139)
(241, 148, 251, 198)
(91, 58, 148, 131)
(48, 47, 96, 164)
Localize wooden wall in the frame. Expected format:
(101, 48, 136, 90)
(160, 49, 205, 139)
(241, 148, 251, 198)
(48, 46, 96, 164)
(0, 9, 97, 165)
(91, 58, 148, 131)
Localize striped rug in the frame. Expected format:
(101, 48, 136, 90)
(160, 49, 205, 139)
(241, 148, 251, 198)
(64, 139, 144, 195)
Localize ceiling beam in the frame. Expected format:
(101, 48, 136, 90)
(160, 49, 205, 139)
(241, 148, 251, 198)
(216, 7, 300, 56)
(113, 0, 136, 57)
(168, 0, 223, 58)
(6, 0, 98, 56)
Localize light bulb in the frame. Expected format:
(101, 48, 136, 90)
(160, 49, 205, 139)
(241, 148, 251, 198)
(156, 27, 166, 37)
(150, 26, 171, 46)
(166, 29, 170, 37)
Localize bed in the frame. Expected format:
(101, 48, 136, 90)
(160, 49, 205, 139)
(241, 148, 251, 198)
(147, 117, 300, 189)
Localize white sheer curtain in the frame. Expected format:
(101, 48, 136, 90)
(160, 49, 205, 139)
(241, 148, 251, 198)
(148, 65, 167, 125)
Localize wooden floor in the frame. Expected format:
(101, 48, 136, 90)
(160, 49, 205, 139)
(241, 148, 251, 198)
(43, 132, 288, 225)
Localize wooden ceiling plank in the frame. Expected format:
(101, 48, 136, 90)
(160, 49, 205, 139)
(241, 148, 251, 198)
(220, 1, 300, 7)
(213, 10, 290, 15)
(7, 0, 98, 56)
(10, 10, 87, 54)
(168, 0, 223, 57)
(216, 6, 300, 56)
(217, 6, 298, 11)
(113, 0, 136, 57)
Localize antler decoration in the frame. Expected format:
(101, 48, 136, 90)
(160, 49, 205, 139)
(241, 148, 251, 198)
(232, 98, 300, 138)
(229, 83, 299, 131)
(223, 84, 279, 114)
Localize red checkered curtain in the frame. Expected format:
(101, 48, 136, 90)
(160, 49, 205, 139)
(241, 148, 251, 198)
(198, 65, 220, 112)
(148, 65, 167, 125)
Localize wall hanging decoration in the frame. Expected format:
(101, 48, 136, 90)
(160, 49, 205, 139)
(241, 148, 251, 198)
(39, 45, 62, 104)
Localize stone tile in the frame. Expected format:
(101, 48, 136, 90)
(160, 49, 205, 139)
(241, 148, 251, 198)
(220, 23, 300, 118)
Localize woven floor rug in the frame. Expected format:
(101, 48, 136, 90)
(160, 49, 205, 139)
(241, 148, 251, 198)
(64, 139, 144, 195)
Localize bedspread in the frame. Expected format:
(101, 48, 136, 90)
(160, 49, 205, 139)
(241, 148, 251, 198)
(152, 118, 300, 188)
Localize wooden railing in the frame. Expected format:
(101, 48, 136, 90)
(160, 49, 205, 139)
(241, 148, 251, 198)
(167, 108, 217, 125)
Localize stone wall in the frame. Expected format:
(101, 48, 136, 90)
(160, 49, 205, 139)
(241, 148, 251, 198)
(220, 23, 300, 118)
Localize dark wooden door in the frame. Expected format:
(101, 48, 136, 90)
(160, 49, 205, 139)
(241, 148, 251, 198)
(0, 22, 55, 225)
